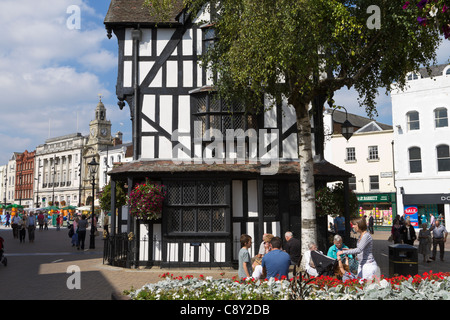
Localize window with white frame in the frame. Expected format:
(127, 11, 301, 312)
(437, 144, 450, 172)
(434, 108, 448, 128)
(407, 111, 420, 131)
(368, 146, 379, 160)
(346, 147, 356, 162)
(408, 147, 422, 173)
(369, 175, 379, 190)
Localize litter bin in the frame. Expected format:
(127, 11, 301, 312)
(388, 244, 418, 277)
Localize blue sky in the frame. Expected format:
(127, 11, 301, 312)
(0, 0, 449, 165)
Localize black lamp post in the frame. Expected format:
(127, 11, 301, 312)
(331, 106, 354, 141)
(88, 156, 99, 249)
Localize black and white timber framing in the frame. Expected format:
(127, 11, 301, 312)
(104, 0, 352, 268)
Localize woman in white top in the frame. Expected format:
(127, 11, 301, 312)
(337, 217, 378, 281)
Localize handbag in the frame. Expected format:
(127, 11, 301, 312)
(388, 234, 393, 242)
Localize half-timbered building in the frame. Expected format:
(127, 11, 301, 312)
(104, 0, 351, 268)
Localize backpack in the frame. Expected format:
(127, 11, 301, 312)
(68, 226, 74, 238)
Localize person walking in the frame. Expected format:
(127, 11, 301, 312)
(5, 213, 10, 228)
(391, 218, 402, 244)
(76, 215, 89, 250)
(337, 217, 378, 281)
(429, 219, 448, 262)
(70, 217, 79, 247)
(418, 223, 432, 263)
(400, 218, 416, 245)
(238, 234, 253, 279)
(103, 213, 110, 237)
(18, 216, 27, 243)
(37, 212, 45, 231)
(334, 214, 345, 238)
(368, 214, 374, 234)
(44, 214, 49, 230)
(56, 214, 62, 231)
(11, 214, 20, 239)
(26, 212, 36, 243)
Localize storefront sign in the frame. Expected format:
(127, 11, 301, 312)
(403, 194, 450, 205)
(357, 194, 391, 202)
(404, 206, 419, 228)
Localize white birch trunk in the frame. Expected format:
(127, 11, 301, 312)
(296, 104, 317, 254)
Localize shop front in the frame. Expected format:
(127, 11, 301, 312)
(356, 193, 397, 230)
(402, 193, 449, 228)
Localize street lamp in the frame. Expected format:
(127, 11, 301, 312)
(330, 106, 354, 141)
(88, 156, 99, 249)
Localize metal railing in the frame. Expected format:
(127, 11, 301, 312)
(103, 233, 135, 268)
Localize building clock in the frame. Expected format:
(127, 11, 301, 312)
(90, 128, 96, 137)
(101, 128, 108, 136)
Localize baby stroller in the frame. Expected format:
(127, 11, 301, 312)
(0, 236, 7, 267)
(310, 251, 336, 276)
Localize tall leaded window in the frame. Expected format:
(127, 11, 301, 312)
(165, 180, 229, 234)
(263, 181, 279, 218)
(437, 145, 450, 172)
(434, 108, 448, 128)
(408, 147, 422, 173)
(192, 92, 258, 158)
(407, 111, 420, 131)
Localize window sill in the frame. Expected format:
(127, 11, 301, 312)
(345, 159, 357, 163)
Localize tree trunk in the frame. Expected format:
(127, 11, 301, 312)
(295, 102, 317, 255)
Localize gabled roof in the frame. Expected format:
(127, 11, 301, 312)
(327, 109, 392, 131)
(354, 121, 383, 133)
(104, 0, 185, 26)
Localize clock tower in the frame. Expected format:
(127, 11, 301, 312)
(88, 97, 112, 146)
(82, 97, 113, 207)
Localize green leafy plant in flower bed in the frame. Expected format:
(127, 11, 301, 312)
(124, 271, 450, 300)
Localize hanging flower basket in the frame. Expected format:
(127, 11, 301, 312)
(127, 180, 166, 220)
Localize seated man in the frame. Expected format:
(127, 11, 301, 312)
(327, 234, 352, 260)
(284, 231, 301, 265)
(261, 236, 291, 280)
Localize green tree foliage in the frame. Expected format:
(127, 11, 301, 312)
(144, 0, 441, 249)
(315, 183, 359, 219)
(99, 182, 127, 212)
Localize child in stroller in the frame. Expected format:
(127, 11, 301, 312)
(0, 236, 7, 266)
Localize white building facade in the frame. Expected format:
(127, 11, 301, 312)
(35, 133, 86, 208)
(324, 109, 396, 228)
(391, 64, 450, 227)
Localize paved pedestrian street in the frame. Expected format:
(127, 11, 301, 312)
(0, 225, 449, 300)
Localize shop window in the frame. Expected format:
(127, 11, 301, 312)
(407, 111, 420, 131)
(408, 147, 422, 173)
(434, 108, 448, 128)
(369, 175, 379, 191)
(437, 144, 450, 172)
(165, 180, 229, 234)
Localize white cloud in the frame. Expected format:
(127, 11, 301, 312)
(0, 0, 119, 164)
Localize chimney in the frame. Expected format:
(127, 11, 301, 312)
(112, 131, 123, 146)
